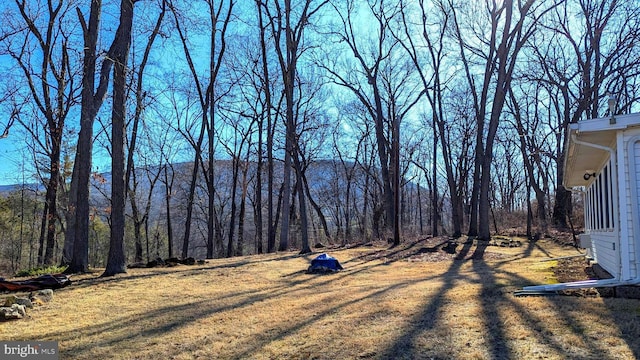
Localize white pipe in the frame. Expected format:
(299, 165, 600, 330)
(626, 136, 640, 280)
(522, 278, 640, 293)
(617, 133, 631, 280)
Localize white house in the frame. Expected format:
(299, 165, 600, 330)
(523, 112, 640, 293)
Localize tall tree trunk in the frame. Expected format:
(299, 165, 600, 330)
(372, 84, 394, 236)
(301, 169, 331, 243)
(61, 165, 77, 265)
(468, 139, 482, 237)
(391, 116, 400, 246)
(37, 202, 48, 266)
(43, 103, 64, 267)
(279, 140, 292, 251)
(553, 131, 571, 228)
(431, 116, 438, 237)
(206, 5, 217, 259)
(278, 4, 296, 251)
(227, 156, 240, 257)
(66, 0, 117, 273)
(163, 164, 174, 258)
(292, 150, 310, 254)
(256, 0, 276, 253)
(182, 145, 203, 259)
(255, 112, 264, 254)
(103, 0, 134, 277)
(237, 160, 249, 256)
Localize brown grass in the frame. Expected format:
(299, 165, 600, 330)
(2, 237, 640, 359)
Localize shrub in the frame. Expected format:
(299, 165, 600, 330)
(15, 265, 68, 278)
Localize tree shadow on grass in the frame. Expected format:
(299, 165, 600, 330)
(64, 251, 316, 291)
(603, 297, 640, 359)
(376, 240, 632, 359)
(37, 251, 425, 358)
(33, 238, 638, 359)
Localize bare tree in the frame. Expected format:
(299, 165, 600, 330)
(320, 0, 395, 241)
(65, 0, 128, 273)
(162, 162, 176, 258)
(448, 0, 557, 241)
(254, 0, 278, 253)
(332, 124, 365, 242)
(168, 0, 234, 259)
(103, 0, 135, 277)
(528, 0, 640, 227)
(126, 0, 166, 262)
(218, 112, 255, 257)
(506, 82, 554, 238)
(261, 0, 328, 253)
(3, 1, 81, 266)
(396, 0, 464, 236)
(320, 0, 424, 245)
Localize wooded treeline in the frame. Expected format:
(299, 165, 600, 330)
(0, 0, 638, 275)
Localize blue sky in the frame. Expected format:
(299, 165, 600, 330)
(0, 140, 29, 185)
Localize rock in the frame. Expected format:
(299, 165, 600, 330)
(14, 304, 26, 317)
(146, 257, 166, 267)
(164, 257, 180, 266)
(5, 295, 34, 308)
(180, 257, 196, 265)
(442, 241, 458, 254)
(16, 297, 33, 308)
(30, 297, 46, 307)
(0, 304, 26, 320)
(30, 289, 53, 303)
(3, 295, 17, 306)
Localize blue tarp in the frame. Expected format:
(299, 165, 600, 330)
(307, 253, 343, 273)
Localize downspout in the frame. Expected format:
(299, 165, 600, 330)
(626, 135, 640, 281)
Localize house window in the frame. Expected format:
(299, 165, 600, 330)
(604, 165, 611, 228)
(585, 160, 615, 231)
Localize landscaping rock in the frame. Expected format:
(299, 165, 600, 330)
(490, 236, 523, 248)
(442, 241, 458, 254)
(16, 297, 33, 308)
(4, 295, 33, 308)
(181, 257, 196, 265)
(30, 289, 54, 303)
(3, 295, 17, 306)
(146, 257, 165, 268)
(0, 304, 26, 320)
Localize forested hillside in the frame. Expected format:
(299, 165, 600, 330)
(0, 0, 637, 275)
(0, 159, 436, 273)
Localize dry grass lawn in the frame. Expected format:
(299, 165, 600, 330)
(3, 237, 640, 359)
